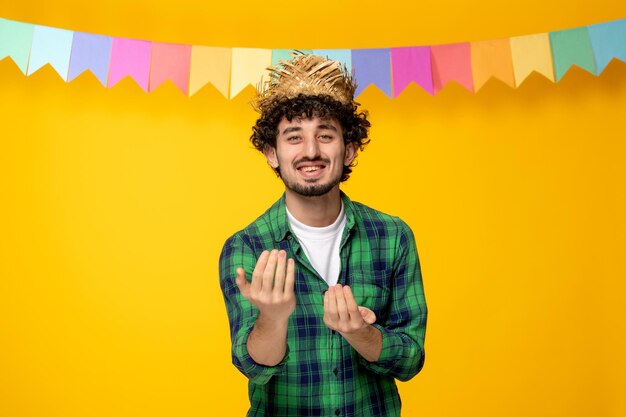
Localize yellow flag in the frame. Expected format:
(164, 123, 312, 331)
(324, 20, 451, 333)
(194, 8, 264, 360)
(189, 46, 232, 98)
(230, 48, 272, 99)
(510, 33, 555, 85)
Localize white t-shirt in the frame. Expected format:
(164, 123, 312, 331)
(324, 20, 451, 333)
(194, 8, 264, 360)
(286, 204, 346, 286)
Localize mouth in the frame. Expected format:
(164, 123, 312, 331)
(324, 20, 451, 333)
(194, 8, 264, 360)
(296, 163, 327, 178)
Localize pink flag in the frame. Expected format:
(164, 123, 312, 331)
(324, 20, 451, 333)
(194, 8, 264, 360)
(391, 46, 433, 96)
(108, 38, 151, 91)
(149, 42, 192, 94)
(431, 43, 473, 93)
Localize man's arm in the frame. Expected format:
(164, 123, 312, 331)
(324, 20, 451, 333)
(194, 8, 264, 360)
(323, 284, 381, 362)
(235, 249, 295, 366)
(219, 237, 295, 384)
(322, 220, 427, 381)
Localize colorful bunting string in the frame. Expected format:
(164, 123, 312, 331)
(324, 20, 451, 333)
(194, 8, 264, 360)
(1, 16, 625, 98)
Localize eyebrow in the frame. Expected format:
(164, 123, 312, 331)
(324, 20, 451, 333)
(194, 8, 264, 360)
(281, 126, 302, 135)
(317, 123, 338, 132)
(280, 122, 339, 136)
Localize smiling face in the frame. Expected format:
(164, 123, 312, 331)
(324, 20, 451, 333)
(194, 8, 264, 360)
(264, 116, 357, 198)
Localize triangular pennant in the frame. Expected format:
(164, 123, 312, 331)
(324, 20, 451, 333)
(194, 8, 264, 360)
(230, 48, 272, 98)
(27, 25, 74, 80)
(0, 18, 34, 74)
(549, 27, 597, 81)
(391, 46, 433, 96)
(108, 38, 151, 91)
(312, 49, 352, 72)
(431, 43, 473, 93)
(352, 49, 392, 98)
(189, 46, 231, 98)
(509, 33, 555, 85)
(588, 19, 626, 74)
(68, 32, 112, 86)
(470, 39, 515, 91)
(149, 42, 192, 94)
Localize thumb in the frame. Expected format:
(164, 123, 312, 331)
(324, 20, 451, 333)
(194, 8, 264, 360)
(235, 268, 250, 299)
(358, 306, 377, 325)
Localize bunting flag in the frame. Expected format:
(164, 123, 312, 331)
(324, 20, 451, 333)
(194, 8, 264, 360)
(108, 38, 151, 91)
(68, 32, 112, 85)
(588, 18, 626, 74)
(431, 43, 473, 93)
(230, 48, 272, 98)
(0, 18, 34, 74)
(391, 46, 433, 96)
(1, 16, 625, 98)
(509, 33, 555, 85)
(27, 25, 74, 80)
(149, 42, 192, 94)
(189, 46, 231, 98)
(470, 39, 515, 91)
(549, 27, 596, 81)
(352, 49, 392, 97)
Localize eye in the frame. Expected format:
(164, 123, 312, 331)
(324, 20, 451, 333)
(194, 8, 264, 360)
(318, 134, 334, 142)
(286, 135, 302, 143)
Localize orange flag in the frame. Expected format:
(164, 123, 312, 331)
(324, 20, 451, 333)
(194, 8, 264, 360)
(470, 39, 515, 90)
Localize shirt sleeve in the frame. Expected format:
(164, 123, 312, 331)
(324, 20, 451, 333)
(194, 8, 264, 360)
(218, 233, 289, 385)
(358, 219, 428, 382)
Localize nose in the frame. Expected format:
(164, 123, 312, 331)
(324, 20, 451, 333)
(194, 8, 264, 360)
(303, 135, 321, 159)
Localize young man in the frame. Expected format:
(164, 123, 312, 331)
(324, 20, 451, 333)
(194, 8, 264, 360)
(219, 53, 427, 417)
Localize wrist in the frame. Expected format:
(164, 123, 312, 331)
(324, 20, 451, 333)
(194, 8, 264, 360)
(256, 312, 290, 331)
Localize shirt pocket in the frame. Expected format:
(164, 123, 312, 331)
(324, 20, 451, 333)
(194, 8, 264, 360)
(347, 271, 390, 321)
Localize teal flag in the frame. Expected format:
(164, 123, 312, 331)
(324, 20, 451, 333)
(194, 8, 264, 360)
(588, 19, 626, 74)
(312, 49, 352, 72)
(549, 27, 597, 81)
(0, 18, 35, 74)
(271, 49, 313, 66)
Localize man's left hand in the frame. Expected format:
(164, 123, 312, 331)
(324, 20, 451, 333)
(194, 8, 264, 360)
(323, 284, 376, 334)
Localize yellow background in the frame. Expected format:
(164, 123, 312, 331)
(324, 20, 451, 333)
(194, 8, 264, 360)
(1, 1, 625, 416)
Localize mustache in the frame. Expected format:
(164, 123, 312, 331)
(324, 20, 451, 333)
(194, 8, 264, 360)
(293, 157, 331, 167)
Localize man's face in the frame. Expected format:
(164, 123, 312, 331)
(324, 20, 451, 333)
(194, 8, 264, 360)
(264, 116, 356, 197)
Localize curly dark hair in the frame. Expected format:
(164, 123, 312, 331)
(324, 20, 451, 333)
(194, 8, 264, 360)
(251, 94, 371, 182)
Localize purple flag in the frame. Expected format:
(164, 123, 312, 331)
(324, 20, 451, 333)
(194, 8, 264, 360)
(68, 32, 112, 85)
(391, 46, 433, 96)
(351, 49, 392, 98)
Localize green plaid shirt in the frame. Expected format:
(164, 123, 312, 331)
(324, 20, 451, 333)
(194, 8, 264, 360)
(219, 192, 427, 417)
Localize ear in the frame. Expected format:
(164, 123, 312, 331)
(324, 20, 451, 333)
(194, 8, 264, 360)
(344, 142, 357, 166)
(264, 145, 279, 168)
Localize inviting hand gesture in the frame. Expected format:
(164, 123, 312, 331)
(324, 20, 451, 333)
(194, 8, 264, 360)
(323, 284, 376, 334)
(236, 249, 296, 323)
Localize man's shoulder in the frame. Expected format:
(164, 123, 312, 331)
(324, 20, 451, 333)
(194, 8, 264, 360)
(223, 197, 284, 248)
(349, 198, 412, 234)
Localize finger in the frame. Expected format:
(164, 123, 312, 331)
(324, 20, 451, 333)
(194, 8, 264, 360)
(272, 250, 287, 293)
(334, 284, 350, 322)
(284, 258, 296, 295)
(342, 285, 361, 322)
(261, 250, 279, 294)
(251, 251, 270, 294)
(326, 286, 339, 322)
(358, 306, 377, 325)
(235, 268, 250, 299)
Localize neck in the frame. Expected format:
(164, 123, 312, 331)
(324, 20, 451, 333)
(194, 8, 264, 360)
(285, 187, 343, 227)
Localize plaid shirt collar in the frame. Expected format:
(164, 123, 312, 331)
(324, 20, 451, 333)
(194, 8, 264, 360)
(269, 190, 357, 243)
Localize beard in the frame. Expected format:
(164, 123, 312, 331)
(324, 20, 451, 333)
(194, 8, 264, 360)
(278, 158, 342, 197)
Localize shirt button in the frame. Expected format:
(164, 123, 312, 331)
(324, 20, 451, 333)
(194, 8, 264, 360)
(333, 368, 338, 376)
(335, 409, 340, 416)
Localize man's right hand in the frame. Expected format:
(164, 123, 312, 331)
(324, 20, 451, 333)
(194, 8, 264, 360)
(235, 249, 296, 323)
